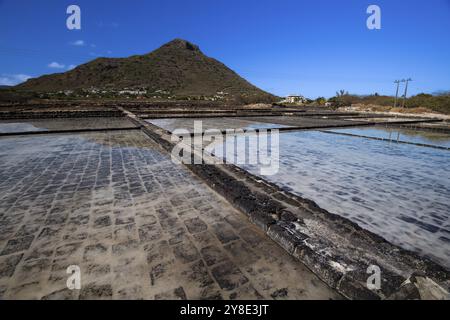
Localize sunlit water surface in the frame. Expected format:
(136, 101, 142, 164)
(147, 117, 290, 133)
(229, 129, 450, 268)
(325, 126, 450, 148)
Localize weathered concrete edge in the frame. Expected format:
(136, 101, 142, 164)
(0, 110, 123, 120)
(120, 107, 450, 300)
(0, 126, 141, 137)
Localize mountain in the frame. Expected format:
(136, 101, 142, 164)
(17, 39, 277, 101)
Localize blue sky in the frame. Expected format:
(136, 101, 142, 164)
(1, 0, 449, 98)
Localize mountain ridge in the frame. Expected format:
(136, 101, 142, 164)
(17, 39, 277, 102)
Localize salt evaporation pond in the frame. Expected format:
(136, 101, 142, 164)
(0, 118, 136, 133)
(227, 129, 450, 268)
(147, 117, 291, 133)
(325, 126, 450, 148)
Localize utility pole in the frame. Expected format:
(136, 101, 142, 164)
(393, 80, 401, 108)
(401, 78, 412, 108)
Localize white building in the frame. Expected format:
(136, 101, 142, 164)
(118, 89, 147, 96)
(284, 95, 307, 104)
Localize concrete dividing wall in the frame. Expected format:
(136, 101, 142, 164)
(0, 110, 124, 120)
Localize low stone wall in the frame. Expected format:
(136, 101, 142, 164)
(140, 111, 363, 120)
(120, 106, 450, 300)
(0, 110, 124, 120)
(141, 112, 303, 120)
(0, 126, 141, 137)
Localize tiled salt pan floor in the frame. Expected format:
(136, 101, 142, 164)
(0, 130, 339, 300)
(0, 117, 136, 134)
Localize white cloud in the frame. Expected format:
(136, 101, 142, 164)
(70, 40, 85, 46)
(0, 74, 32, 86)
(48, 62, 65, 69)
(67, 64, 77, 70)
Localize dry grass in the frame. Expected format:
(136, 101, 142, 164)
(242, 103, 272, 109)
(349, 103, 435, 115)
(390, 107, 432, 114)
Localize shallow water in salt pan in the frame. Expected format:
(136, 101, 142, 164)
(0, 118, 136, 133)
(147, 117, 290, 133)
(325, 126, 450, 148)
(233, 130, 450, 268)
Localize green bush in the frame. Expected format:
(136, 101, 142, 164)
(328, 92, 450, 114)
